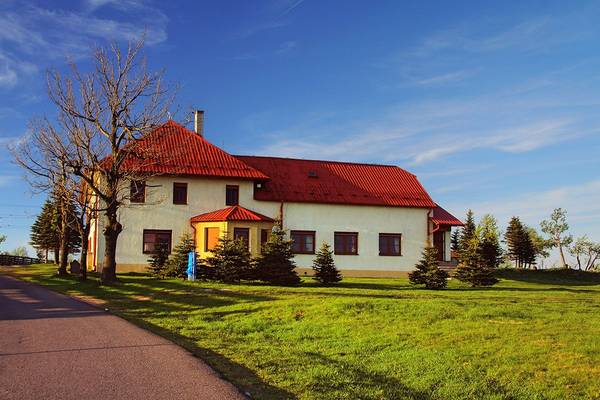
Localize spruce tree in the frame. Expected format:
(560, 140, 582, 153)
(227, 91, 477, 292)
(478, 214, 503, 269)
(254, 224, 301, 286)
(165, 233, 196, 278)
(206, 237, 253, 283)
(147, 244, 169, 278)
(451, 229, 461, 252)
(454, 229, 498, 287)
(458, 209, 476, 262)
(30, 200, 60, 262)
(409, 247, 448, 289)
(504, 216, 524, 268)
(312, 242, 342, 284)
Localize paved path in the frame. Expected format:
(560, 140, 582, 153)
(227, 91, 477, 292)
(0, 275, 245, 400)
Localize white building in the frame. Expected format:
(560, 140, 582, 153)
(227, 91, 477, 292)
(89, 117, 462, 277)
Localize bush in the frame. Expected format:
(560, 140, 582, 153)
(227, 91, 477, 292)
(164, 233, 195, 279)
(312, 242, 342, 285)
(409, 247, 448, 289)
(205, 237, 253, 283)
(148, 244, 169, 279)
(254, 225, 300, 286)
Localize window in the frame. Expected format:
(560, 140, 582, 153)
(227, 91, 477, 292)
(260, 229, 270, 249)
(290, 230, 315, 254)
(334, 232, 358, 255)
(204, 227, 220, 252)
(143, 230, 172, 254)
(226, 185, 239, 206)
(379, 233, 402, 256)
(130, 180, 146, 203)
(233, 228, 250, 247)
(173, 182, 188, 205)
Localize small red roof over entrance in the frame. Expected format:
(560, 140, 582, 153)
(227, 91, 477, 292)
(190, 205, 274, 223)
(118, 121, 269, 180)
(235, 155, 437, 208)
(431, 206, 463, 226)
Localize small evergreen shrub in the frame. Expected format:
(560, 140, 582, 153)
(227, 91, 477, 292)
(147, 243, 169, 279)
(206, 237, 253, 283)
(312, 242, 342, 285)
(165, 233, 195, 278)
(454, 234, 498, 287)
(254, 224, 301, 286)
(409, 247, 448, 289)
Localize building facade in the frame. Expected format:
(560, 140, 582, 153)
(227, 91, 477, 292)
(89, 119, 462, 277)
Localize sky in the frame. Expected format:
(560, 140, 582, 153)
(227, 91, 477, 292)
(0, 0, 599, 264)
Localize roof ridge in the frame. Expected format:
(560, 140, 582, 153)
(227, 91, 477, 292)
(235, 154, 415, 174)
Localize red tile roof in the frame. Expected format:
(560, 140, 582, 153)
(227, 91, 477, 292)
(190, 205, 274, 223)
(235, 156, 437, 208)
(431, 206, 463, 226)
(118, 121, 269, 180)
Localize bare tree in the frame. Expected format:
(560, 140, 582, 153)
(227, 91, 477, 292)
(15, 37, 175, 283)
(540, 208, 573, 269)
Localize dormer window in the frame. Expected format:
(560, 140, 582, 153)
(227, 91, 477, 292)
(308, 171, 318, 178)
(226, 185, 239, 206)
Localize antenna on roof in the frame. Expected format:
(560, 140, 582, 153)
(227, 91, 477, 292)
(167, 111, 172, 120)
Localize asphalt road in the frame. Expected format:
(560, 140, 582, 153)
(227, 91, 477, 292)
(0, 274, 246, 400)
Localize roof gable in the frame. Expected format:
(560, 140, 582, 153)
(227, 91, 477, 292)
(235, 155, 436, 208)
(191, 205, 274, 222)
(431, 206, 463, 226)
(121, 121, 269, 180)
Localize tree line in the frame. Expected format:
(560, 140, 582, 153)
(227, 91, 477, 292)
(409, 207, 600, 290)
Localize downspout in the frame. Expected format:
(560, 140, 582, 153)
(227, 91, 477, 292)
(279, 201, 284, 228)
(189, 219, 198, 252)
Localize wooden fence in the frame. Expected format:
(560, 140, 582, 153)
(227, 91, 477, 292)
(0, 255, 41, 266)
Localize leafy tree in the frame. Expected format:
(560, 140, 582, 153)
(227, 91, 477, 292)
(206, 237, 253, 283)
(12, 246, 29, 257)
(147, 244, 170, 279)
(164, 233, 196, 278)
(455, 226, 499, 287)
(254, 224, 301, 286)
(569, 236, 600, 271)
(526, 226, 553, 267)
(409, 247, 448, 289)
(312, 242, 342, 285)
(541, 208, 572, 268)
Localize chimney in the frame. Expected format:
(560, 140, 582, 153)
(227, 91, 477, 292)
(194, 110, 204, 136)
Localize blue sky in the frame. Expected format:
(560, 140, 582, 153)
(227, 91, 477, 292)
(1, 0, 599, 262)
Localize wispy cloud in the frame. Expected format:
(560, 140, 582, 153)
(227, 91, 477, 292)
(0, 2, 168, 90)
(236, 0, 304, 38)
(408, 69, 476, 86)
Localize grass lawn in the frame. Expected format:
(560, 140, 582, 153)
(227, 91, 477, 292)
(2, 264, 600, 399)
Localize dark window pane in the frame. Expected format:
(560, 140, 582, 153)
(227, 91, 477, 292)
(130, 180, 146, 203)
(290, 231, 315, 254)
(226, 185, 239, 206)
(173, 183, 187, 205)
(143, 230, 172, 254)
(233, 228, 249, 248)
(334, 232, 358, 255)
(379, 233, 401, 256)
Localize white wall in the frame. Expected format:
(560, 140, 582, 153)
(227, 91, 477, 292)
(94, 175, 431, 273)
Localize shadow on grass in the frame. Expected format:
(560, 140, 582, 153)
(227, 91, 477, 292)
(302, 351, 431, 400)
(497, 268, 600, 286)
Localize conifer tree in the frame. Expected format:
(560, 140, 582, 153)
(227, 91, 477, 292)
(451, 229, 461, 252)
(458, 209, 476, 262)
(312, 242, 342, 285)
(454, 229, 498, 287)
(478, 214, 503, 269)
(165, 233, 195, 279)
(147, 243, 169, 278)
(254, 224, 301, 286)
(206, 236, 252, 283)
(409, 247, 448, 289)
(30, 199, 60, 262)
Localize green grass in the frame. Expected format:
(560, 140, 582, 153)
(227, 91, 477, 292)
(3, 264, 600, 399)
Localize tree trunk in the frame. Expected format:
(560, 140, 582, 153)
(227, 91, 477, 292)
(54, 245, 60, 264)
(57, 200, 69, 275)
(101, 205, 122, 284)
(80, 224, 90, 281)
(44, 248, 48, 263)
(558, 242, 568, 269)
